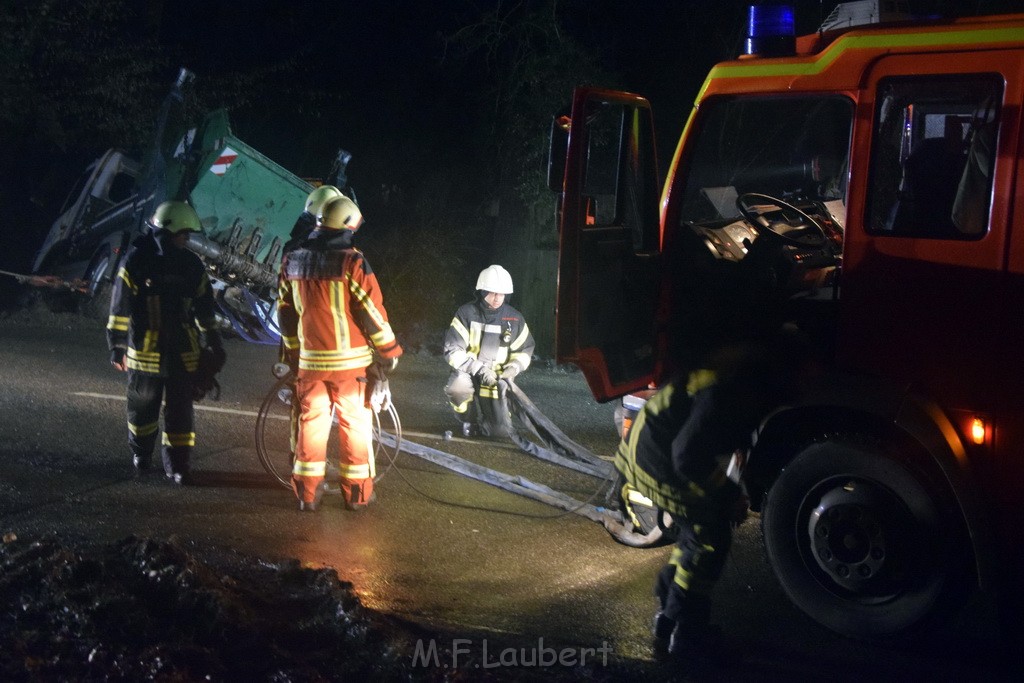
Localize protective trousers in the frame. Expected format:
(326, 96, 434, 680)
(444, 370, 513, 438)
(127, 371, 195, 476)
(654, 502, 733, 633)
(292, 371, 374, 508)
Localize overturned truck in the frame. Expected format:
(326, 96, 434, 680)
(31, 68, 349, 343)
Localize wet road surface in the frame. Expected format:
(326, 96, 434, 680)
(0, 315, 1018, 680)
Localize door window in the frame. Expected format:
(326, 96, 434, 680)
(581, 101, 660, 253)
(866, 74, 1002, 239)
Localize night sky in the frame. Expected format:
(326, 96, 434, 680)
(2, 0, 1022, 317)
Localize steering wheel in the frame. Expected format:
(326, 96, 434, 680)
(736, 192, 829, 249)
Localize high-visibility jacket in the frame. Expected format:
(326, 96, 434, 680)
(443, 298, 534, 375)
(278, 228, 401, 374)
(615, 332, 808, 516)
(614, 371, 741, 518)
(106, 233, 218, 376)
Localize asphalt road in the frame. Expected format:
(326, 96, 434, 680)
(0, 311, 1018, 681)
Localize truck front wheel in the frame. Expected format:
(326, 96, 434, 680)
(80, 250, 113, 322)
(762, 439, 966, 639)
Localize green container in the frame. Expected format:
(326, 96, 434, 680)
(174, 110, 313, 264)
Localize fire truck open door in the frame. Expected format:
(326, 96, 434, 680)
(551, 88, 663, 402)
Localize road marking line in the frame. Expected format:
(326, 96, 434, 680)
(72, 392, 267, 418)
(71, 395, 546, 447)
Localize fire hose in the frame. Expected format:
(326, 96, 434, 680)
(0, 268, 89, 293)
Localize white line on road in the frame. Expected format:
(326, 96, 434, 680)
(72, 393, 526, 446)
(71, 392, 269, 418)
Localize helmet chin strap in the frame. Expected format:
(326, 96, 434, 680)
(154, 229, 188, 254)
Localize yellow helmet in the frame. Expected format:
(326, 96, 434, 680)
(318, 196, 363, 231)
(150, 201, 202, 234)
(304, 185, 343, 215)
(475, 265, 513, 294)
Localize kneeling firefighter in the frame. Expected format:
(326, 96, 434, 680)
(442, 265, 535, 438)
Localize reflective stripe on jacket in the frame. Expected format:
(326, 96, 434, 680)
(443, 298, 534, 374)
(277, 229, 401, 374)
(106, 233, 217, 376)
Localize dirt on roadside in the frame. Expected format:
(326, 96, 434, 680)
(0, 533, 638, 682)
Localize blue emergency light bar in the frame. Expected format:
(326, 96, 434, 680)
(745, 4, 796, 57)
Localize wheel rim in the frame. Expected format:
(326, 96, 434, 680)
(88, 255, 110, 297)
(801, 477, 918, 602)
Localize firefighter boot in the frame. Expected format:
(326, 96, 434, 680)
(667, 621, 724, 662)
(132, 452, 152, 475)
(162, 448, 191, 486)
(461, 422, 480, 438)
(344, 483, 377, 511)
(653, 610, 675, 644)
(665, 593, 724, 661)
(299, 481, 327, 512)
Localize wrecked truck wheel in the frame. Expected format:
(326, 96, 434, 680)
(761, 439, 966, 640)
(79, 250, 113, 322)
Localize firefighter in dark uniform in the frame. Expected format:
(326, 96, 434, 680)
(443, 265, 535, 438)
(615, 328, 815, 658)
(107, 200, 224, 485)
(283, 185, 343, 255)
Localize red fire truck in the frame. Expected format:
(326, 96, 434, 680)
(549, 5, 1024, 639)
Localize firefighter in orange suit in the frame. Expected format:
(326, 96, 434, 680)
(277, 195, 402, 512)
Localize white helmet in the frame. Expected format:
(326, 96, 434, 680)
(475, 264, 513, 294)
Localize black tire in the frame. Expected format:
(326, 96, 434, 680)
(254, 377, 400, 491)
(79, 250, 113, 322)
(762, 439, 966, 640)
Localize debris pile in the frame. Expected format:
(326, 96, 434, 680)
(0, 535, 413, 681)
(1, 534, 627, 681)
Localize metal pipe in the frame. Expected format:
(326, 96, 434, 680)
(186, 233, 278, 289)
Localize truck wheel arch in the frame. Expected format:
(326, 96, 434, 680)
(748, 397, 992, 595)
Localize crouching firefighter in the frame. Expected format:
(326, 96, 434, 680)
(107, 200, 225, 485)
(277, 195, 402, 512)
(443, 264, 535, 438)
(613, 328, 816, 659)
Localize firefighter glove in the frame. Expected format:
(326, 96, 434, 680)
(478, 367, 498, 387)
(110, 348, 126, 370)
(205, 329, 224, 352)
(366, 365, 392, 413)
(376, 356, 399, 375)
(210, 346, 227, 373)
(500, 362, 522, 382)
(282, 350, 299, 375)
(191, 346, 224, 401)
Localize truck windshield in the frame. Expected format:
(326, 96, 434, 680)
(677, 95, 854, 224)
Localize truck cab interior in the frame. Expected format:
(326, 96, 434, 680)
(666, 95, 853, 365)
